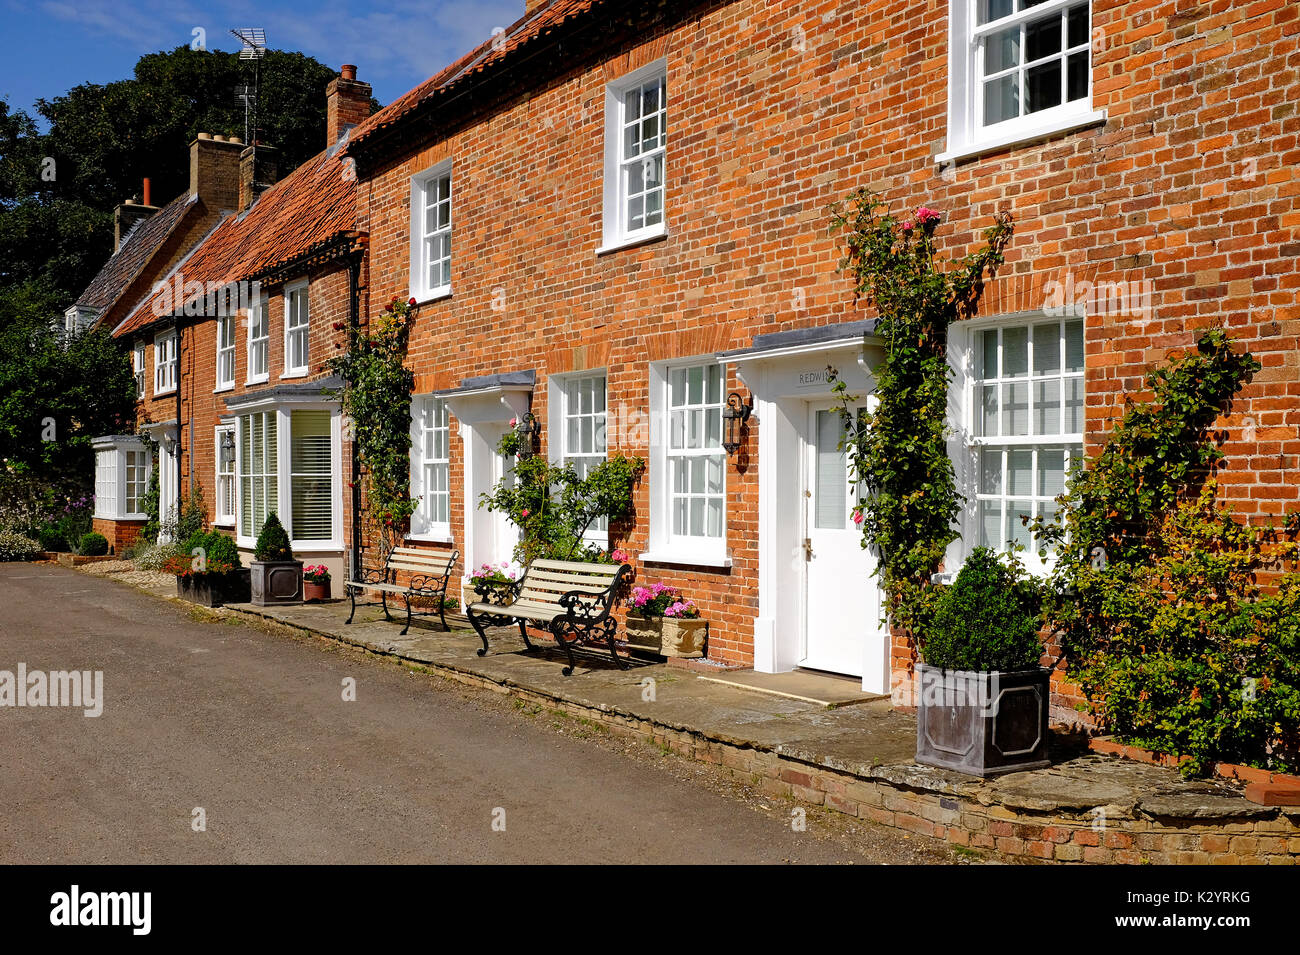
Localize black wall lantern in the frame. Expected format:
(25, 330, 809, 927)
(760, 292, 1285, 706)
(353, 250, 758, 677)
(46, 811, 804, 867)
(514, 411, 541, 459)
(722, 392, 753, 455)
(219, 429, 236, 467)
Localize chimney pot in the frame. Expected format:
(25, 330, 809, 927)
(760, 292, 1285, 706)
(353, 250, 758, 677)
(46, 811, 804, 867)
(142, 177, 152, 207)
(341, 64, 357, 81)
(198, 132, 212, 140)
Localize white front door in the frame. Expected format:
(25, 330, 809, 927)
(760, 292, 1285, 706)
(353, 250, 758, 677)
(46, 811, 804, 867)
(157, 435, 178, 542)
(801, 402, 881, 684)
(464, 420, 522, 573)
(488, 425, 521, 563)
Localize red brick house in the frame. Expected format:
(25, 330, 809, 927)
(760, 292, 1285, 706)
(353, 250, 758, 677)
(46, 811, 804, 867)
(86, 0, 1300, 719)
(338, 0, 1299, 717)
(91, 68, 373, 579)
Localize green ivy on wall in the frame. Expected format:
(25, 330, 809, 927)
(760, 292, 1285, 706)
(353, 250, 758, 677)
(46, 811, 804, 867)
(326, 297, 419, 560)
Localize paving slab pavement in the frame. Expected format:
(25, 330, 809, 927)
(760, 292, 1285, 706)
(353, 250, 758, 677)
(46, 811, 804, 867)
(216, 595, 1274, 822)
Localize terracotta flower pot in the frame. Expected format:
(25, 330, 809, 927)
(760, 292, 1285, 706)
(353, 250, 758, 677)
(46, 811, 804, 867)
(304, 579, 331, 602)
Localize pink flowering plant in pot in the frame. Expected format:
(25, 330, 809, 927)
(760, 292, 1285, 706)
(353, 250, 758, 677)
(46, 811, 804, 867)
(625, 581, 707, 658)
(466, 561, 522, 608)
(302, 563, 332, 602)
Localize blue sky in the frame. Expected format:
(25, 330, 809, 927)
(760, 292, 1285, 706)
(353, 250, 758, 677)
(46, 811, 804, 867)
(1, 0, 525, 119)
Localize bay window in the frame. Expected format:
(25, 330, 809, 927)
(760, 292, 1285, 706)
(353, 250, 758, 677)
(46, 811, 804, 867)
(92, 436, 151, 521)
(235, 403, 341, 548)
(239, 411, 278, 540)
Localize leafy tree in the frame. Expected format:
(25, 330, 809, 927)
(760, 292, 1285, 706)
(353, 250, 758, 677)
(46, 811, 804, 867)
(1, 47, 380, 300)
(0, 283, 136, 487)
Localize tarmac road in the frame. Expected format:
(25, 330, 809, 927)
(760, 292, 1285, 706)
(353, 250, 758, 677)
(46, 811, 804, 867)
(0, 563, 943, 864)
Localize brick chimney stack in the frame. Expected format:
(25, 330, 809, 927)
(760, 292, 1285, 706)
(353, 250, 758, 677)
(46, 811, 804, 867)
(239, 143, 281, 212)
(113, 177, 160, 251)
(188, 132, 242, 211)
(326, 64, 371, 148)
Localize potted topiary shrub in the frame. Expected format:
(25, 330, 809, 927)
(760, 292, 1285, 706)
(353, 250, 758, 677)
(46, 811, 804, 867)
(165, 531, 248, 607)
(250, 513, 302, 606)
(624, 582, 708, 658)
(914, 547, 1050, 777)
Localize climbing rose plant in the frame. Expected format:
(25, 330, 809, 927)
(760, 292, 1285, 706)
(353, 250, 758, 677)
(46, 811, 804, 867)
(327, 296, 419, 560)
(828, 190, 1013, 636)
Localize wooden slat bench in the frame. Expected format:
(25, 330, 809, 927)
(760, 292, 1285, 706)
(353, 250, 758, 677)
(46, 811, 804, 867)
(465, 559, 633, 675)
(345, 546, 459, 635)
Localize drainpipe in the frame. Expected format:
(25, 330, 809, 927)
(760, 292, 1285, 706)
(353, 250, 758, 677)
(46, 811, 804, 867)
(175, 317, 183, 516)
(347, 253, 362, 580)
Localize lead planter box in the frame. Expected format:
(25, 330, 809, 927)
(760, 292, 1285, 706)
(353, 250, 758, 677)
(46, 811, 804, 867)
(175, 569, 250, 608)
(624, 614, 707, 658)
(914, 663, 1051, 777)
(250, 560, 303, 606)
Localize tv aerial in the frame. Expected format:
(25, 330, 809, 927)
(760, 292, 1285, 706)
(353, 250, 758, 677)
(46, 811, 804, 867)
(231, 28, 267, 146)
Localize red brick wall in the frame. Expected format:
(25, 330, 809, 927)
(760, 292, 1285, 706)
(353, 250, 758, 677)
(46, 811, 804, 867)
(126, 263, 355, 561)
(92, 518, 145, 555)
(350, 0, 1300, 688)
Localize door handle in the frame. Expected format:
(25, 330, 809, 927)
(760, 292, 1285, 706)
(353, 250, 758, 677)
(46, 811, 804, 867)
(803, 538, 813, 561)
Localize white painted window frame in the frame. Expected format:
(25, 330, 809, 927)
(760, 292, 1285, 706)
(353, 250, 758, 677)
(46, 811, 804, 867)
(246, 297, 269, 385)
(548, 370, 610, 546)
(642, 356, 730, 568)
(132, 342, 147, 398)
(153, 329, 177, 396)
(282, 281, 310, 378)
(92, 437, 151, 521)
(235, 401, 343, 552)
(940, 0, 1104, 164)
(408, 395, 453, 542)
(600, 59, 668, 253)
(215, 314, 236, 391)
(214, 423, 236, 526)
(953, 311, 1085, 576)
(408, 159, 453, 303)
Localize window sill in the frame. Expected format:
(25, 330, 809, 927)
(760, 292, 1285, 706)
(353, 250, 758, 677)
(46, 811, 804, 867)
(289, 542, 344, 554)
(245, 375, 269, 387)
(596, 228, 668, 257)
(280, 370, 308, 380)
(936, 109, 1107, 166)
(213, 518, 235, 528)
(409, 288, 452, 307)
(154, 387, 176, 398)
(214, 384, 234, 394)
(406, 531, 454, 545)
(637, 549, 732, 570)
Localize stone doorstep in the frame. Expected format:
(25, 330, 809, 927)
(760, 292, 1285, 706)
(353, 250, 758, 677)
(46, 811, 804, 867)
(90, 564, 1299, 863)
